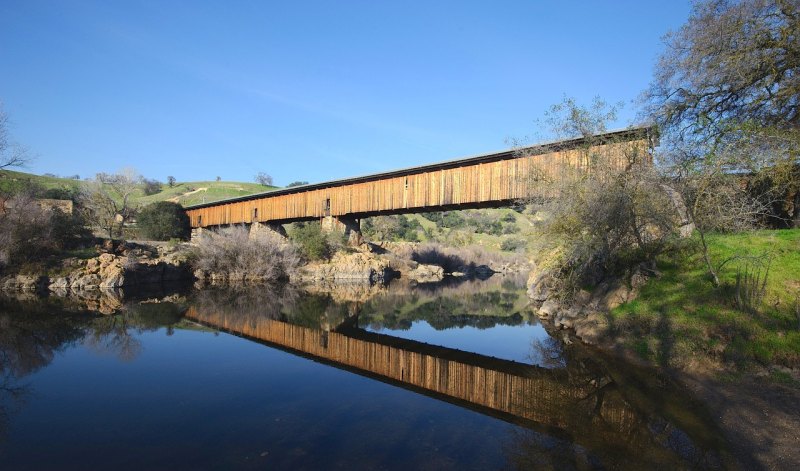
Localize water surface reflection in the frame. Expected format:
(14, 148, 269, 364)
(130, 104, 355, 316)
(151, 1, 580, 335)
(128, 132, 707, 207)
(0, 279, 730, 470)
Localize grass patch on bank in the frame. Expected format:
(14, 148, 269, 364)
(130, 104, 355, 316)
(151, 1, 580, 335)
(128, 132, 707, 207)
(610, 229, 800, 370)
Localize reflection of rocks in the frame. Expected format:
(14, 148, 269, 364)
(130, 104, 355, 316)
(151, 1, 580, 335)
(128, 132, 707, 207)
(301, 281, 388, 304)
(2, 275, 49, 291)
(528, 263, 658, 345)
(2, 282, 189, 317)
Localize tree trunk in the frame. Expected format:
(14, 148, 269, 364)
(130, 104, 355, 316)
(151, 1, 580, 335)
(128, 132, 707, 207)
(698, 228, 720, 287)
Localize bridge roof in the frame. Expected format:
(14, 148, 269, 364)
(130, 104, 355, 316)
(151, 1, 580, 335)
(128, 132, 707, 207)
(185, 125, 654, 210)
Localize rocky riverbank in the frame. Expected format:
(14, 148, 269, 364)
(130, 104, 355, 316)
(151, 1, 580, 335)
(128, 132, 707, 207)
(0, 242, 191, 294)
(525, 252, 800, 471)
(526, 262, 656, 345)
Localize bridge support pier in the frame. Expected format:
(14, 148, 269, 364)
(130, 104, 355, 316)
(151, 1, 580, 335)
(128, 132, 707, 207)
(321, 215, 362, 246)
(190, 227, 205, 242)
(249, 222, 287, 240)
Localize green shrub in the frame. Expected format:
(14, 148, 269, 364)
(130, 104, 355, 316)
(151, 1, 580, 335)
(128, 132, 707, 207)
(137, 201, 190, 241)
(500, 237, 527, 252)
(289, 222, 331, 260)
(362, 215, 421, 242)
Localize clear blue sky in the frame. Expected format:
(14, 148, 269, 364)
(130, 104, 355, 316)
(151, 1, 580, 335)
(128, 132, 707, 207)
(0, 1, 691, 186)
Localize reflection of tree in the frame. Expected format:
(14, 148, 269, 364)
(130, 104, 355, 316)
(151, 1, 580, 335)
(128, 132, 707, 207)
(357, 278, 534, 331)
(187, 285, 357, 332)
(503, 339, 727, 470)
(504, 427, 601, 471)
(84, 302, 187, 361)
(529, 337, 567, 369)
(0, 298, 93, 444)
(85, 315, 143, 362)
(0, 371, 30, 444)
(188, 284, 299, 324)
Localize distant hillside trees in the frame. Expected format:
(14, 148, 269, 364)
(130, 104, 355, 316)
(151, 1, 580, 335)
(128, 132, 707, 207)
(167, 176, 176, 187)
(255, 172, 273, 186)
(137, 201, 190, 241)
(286, 181, 309, 187)
(80, 169, 142, 239)
(363, 215, 421, 242)
(142, 178, 162, 196)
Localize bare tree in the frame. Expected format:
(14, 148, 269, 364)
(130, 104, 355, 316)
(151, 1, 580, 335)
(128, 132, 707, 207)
(518, 97, 682, 298)
(167, 176, 176, 187)
(80, 168, 142, 239)
(0, 104, 30, 170)
(663, 130, 795, 285)
(645, 0, 800, 284)
(647, 0, 800, 146)
(254, 172, 273, 186)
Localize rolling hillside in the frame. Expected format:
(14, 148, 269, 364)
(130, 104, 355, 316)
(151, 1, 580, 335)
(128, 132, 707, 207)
(0, 170, 278, 206)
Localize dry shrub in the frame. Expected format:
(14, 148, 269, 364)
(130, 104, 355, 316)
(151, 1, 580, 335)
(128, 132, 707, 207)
(192, 226, 300, 282)
(0, 192, 91, 272)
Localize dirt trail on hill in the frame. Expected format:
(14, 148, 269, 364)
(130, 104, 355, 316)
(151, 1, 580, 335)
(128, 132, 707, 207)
(168, 187, 207, 203)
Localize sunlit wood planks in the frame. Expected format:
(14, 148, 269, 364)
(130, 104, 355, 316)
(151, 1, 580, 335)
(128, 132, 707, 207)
(185, 128, 652, 228)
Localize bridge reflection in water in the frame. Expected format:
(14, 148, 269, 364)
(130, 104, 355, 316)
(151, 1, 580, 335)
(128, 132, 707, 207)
(184, 299, 725, 469)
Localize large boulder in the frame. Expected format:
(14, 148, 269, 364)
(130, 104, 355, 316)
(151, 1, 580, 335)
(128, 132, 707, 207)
(295, 252, 392, 284)
(407, 264, 444, 283)
(527, 267, 556, 302)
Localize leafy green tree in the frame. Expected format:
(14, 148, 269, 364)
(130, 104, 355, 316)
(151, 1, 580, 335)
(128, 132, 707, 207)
(137, 201, 190, 241)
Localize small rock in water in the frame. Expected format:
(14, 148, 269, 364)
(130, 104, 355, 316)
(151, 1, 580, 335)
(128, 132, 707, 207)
(260, 451, 269, 457)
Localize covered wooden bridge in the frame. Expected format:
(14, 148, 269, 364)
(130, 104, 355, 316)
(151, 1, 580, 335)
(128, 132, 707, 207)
(185, 127, 653, 240)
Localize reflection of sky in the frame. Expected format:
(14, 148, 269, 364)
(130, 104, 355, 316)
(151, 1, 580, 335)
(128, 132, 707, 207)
(366, 320, 557, 366)
(2, 328, 517, 469)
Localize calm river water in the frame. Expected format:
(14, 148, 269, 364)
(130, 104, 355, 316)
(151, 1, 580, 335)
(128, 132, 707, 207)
(0, 276, 730, 470)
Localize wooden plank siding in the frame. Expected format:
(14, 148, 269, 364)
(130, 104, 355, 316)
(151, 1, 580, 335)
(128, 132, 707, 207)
(186, 128, 652, 228)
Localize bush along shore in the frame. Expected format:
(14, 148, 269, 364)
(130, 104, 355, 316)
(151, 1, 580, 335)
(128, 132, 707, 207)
(0, 223, 531, 294)
(529, 229, 800, 376)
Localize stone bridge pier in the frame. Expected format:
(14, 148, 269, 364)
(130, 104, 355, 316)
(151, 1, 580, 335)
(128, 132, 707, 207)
(321, 215, 362, 245)
(248, 221, 288, 239)
(190, 222, 289, 243)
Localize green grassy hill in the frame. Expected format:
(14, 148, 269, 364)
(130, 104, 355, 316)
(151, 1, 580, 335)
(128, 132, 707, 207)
(0, 170, 278, 206)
